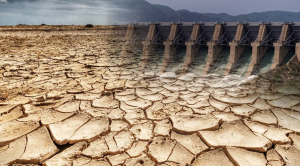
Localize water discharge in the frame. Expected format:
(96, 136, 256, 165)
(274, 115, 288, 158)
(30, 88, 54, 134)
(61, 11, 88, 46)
(187, 47, 208, 76)
(233, 48, 252, 77)
(256, 49, 275, 75)
(142, 46, 165, 74)
(210, 47, 231, 75)
(283, 49, 295, 65)
(165, 47, 187, 73)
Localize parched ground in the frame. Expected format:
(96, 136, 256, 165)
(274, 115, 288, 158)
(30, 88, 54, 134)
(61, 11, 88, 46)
(0, 26, 300, 166)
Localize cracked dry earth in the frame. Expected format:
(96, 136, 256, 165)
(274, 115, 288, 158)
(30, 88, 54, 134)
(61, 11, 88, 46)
(1, 27, 300, 166)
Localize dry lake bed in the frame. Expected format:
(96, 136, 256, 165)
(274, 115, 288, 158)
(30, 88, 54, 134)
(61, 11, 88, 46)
(0, 25, 300, 166)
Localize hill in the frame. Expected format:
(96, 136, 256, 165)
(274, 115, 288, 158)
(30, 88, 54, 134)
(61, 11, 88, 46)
(113, 0, 300, 22)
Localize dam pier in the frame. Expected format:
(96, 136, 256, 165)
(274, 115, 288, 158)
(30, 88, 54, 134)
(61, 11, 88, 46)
(127, 21, 300, 76)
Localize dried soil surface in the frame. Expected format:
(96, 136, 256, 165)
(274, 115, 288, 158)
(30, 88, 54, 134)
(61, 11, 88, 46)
(0, 25, 300, 166)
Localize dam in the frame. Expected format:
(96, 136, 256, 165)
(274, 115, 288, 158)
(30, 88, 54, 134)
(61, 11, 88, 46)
(125, 21, 300, 76)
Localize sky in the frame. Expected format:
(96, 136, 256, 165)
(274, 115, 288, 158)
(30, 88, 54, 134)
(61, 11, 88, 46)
(0, 0, 131, 25)
(146, 0, 300, 15)
(0, 0, 299, 25)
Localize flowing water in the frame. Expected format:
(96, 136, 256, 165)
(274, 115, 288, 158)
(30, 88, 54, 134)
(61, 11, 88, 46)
(256, 49, 275, 75)
(283, 49, 295, 65)
(143, 46, 165, 74)
(232, 49, 252, 77)
(187, 47, 208, 75)
(210, 47, 231, 75)
(165, 47, 187, 73)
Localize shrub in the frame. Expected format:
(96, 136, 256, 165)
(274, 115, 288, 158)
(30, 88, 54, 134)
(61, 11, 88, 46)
(85, 24, 94, 28)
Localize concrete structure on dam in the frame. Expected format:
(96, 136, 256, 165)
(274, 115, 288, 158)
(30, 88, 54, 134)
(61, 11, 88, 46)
(125, 21, 300, 76)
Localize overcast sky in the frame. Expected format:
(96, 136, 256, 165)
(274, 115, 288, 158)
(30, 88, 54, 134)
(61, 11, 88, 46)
(146, 0, 300, 15)
(1, 0, 299, 25)
(0, 0, 129, 25)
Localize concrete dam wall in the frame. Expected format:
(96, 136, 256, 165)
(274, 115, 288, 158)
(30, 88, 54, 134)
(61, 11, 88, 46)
(125, 22, 300, 76)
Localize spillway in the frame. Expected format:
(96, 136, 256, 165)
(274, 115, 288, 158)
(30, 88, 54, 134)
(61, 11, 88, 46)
(256, 49, 275, 75)
(283, 50, 295, 65)
(142, 46, 165, 73)
(210, 47, 231, 75)
(187, 48, 208, 75)
(232, 49, 252, 77)
(164, 48, 187, 74)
